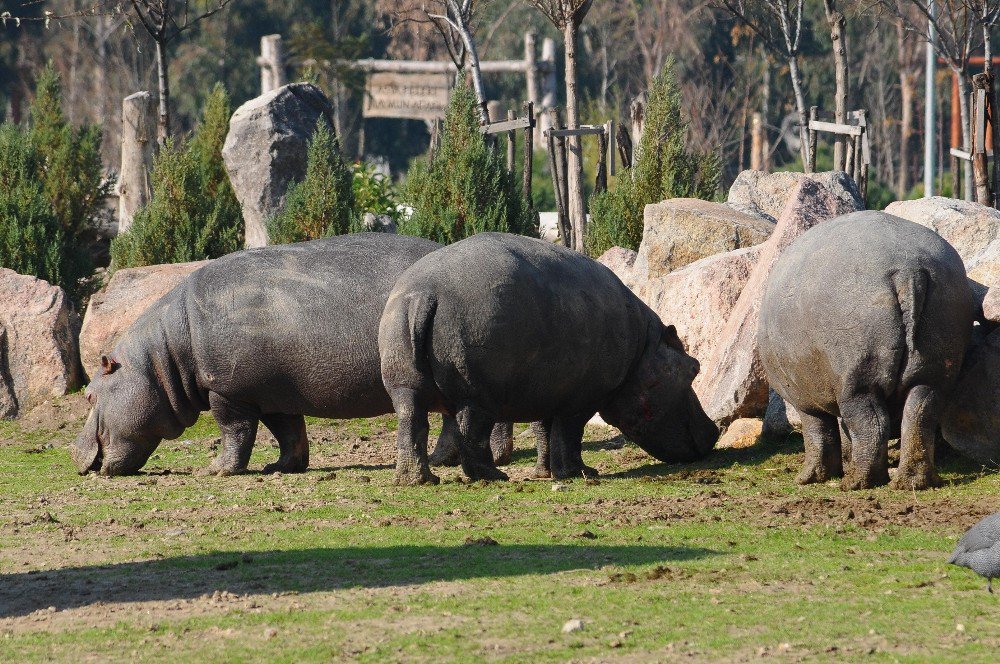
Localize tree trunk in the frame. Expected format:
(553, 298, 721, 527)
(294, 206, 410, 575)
(958, 69, 973, 200)
(825, 2, 849, 171)
(564, 19, 586, 252)
(788, 54, 810, 171)
(447, 0, 488, 123)
(118, 91, 157, 235)
(899, 71, 915, 198)
(155, 39, 171, 146)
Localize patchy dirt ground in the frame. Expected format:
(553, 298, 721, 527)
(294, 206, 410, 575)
(1, 395, 999, 662)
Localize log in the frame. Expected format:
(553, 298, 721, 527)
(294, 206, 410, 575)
(117, 91, 156, 235)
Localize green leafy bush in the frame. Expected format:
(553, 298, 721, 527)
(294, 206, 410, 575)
(352, 161, 400, 223)
(268, 120, 359, 243)
(0, 65, 109, 298)
(586, 62, 720, 257)
(399, 83, 536, 244)
(112, 84, 243, 269)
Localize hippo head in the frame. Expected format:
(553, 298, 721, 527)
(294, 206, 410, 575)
(71, 355, 180, 476)
(600, 325, 719, 462)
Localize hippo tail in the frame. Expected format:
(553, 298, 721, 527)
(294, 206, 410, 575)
(891, 268, 929, 383)
(379, 291, 439, 393)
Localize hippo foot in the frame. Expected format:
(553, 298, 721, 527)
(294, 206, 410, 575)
(551, 464, 599, 480)
(428, 446, 460, 467)
(463, 463, 509, 482)
(532, 465, 552, 479)
(795, 462, 840, 485)
(200, 457, 248, 477)
(840, 469, 890, 491)
(262, 456, 308, 475)
(890, 467, 942, 491)
(394, 466, 440, 486)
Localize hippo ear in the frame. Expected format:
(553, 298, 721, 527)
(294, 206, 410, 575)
(662, 325, 686, 353)
(100, 355, 120, 376)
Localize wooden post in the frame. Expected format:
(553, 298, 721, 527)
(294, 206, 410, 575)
(538, 37, 557, 150)
(506, 109, 517, 173)
(616, 123, 632, 169)
(547, 107, 571, 248)
(608, 119, 616, 176)
(972, 77, 991, 205)
(807, 106, 818, 173)
(985, 72, 1000, 208)
(117, 91, 156, 235)
(258, 34, 286, 95)
(595, 126, 608, 194)
(524, 33, 539, 110)
(523, 101, 534, 210)
(750, 112, 765, 171)
(857, 110, 869, 205)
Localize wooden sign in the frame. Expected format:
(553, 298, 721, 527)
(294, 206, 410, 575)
(363, 72, 450, 121)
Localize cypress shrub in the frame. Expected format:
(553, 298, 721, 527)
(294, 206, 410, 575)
(111, 84, 243, 269)
(399, 83, 536, 244)
(268, 120, 358, 243)
(586, 62, 721, 257)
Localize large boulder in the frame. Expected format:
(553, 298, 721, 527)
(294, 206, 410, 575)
(727, 170, 864, 223)
(596, 246, 639, 290)
(0, 269, 82, 418)
(633, 198, 774, 279)
(79, 261, 209, 380)
(222, 83, 334, 248)
(639, 246, 760, 370)
(940, 329, 1000, 464)
(696, 178, 866, 426)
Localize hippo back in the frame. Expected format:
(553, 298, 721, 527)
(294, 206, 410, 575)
(169, 233, 442, 417)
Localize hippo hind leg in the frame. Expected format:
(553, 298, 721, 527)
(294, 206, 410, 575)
(390, 388, 439, 486)
(891, 385, 943, 490)
(456, 406, 508, 482)
(549, 414, 598, 480)
(261, 413, 309, 474)
(428, 414, 462, 467)
(532, 419, 552, 479)
(204, 392, 259, 476)
(490, 422, 514, 466)
(839, 394, 891, 490)
(796, 411, 843, 484)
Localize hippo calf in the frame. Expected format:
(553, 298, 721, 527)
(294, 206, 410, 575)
(72, 233, 506, 477)
(378, 232, 719, 484)
(758, 212, 974, 490)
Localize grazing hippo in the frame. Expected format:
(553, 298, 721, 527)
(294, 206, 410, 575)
(378, 232, 719, 485)
(758, 212, 975, 490)
(71, 234, 507, 476)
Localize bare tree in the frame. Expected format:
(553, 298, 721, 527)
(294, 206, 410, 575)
(381, 0, 489, 121)
(123, 0, 236, 145)
(876, 1, 979, 198)
(522, 0, 595, 252)
(823, 0, 850, 170)
(717, 1, 811, 169)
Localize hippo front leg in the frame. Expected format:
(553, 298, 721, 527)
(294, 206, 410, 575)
(839, 394, 890, 490)
(204, 392, 259, 476)
(390, 388, 439, 485)
(261, 413, 309, 474)
(490, 422, 514, 466)
(796, 411, 843, 484)
(532, 420, 552, 479)
(428, 414, 462, 467)
(549, 414, 598, 480)
(892, 385, 943, 490)
(456, 406, 508, 482)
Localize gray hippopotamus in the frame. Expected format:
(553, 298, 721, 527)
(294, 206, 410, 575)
(378, 232, 719, 485)
(758, 211, 975, 490)
(71, 233, 506, 477)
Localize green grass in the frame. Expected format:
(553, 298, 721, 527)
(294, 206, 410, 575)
(1, 402, 999, 662)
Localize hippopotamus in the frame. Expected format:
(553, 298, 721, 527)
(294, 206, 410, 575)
(378, 232, 719, 485)
(71, 233, 508, 477)
(758, 211, 975, 490)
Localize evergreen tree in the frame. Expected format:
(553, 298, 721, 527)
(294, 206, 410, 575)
(268, 120, 358, 243)
(399, 83, 536, 244)
(586, 62, 721, 257)
(111, 84, 243, 269)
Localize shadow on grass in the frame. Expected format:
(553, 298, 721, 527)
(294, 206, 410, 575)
(0, 544, 715, 617)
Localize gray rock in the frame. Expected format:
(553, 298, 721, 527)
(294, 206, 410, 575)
(222, 83, 334, 248)
(362, 212, 397, 234)
(0, 269, 82, 418)
(596, 246, 639, 290)
(761, 389, 801, 439)
(940, 328, 1000, 465)
(726, 170, 864, 223)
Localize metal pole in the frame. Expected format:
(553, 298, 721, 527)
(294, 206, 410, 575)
(925, 1, 937, 197)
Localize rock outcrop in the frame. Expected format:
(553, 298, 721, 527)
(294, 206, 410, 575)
(727, 170, 864, 223)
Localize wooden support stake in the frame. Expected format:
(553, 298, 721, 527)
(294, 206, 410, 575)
(750, 112, 764, 171)
(616, 123, 632, 169)
(547, 108, 571, 248)
(807, 106, 818, 173)
(523, 102, 534, 211)
(972, 77, 991, 206)
(538, 38, 557, 150)
(506, 109, 517, 174)
(595, 126, 608, 194)
(117, 91, 156, 235)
